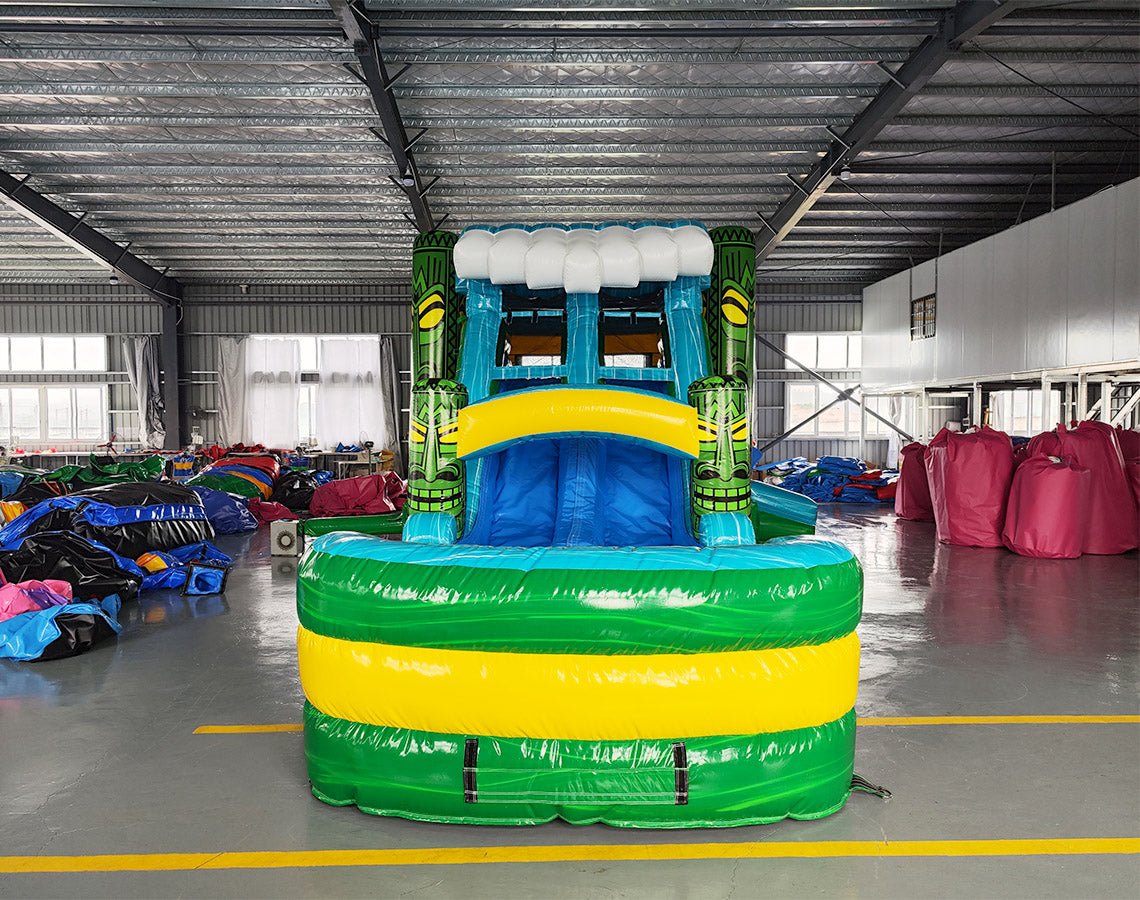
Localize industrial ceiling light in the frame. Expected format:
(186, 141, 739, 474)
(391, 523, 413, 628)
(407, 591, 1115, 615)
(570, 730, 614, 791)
(108, 273, 119, 285)
(400, 172, 416, 187)
(838, 165, 852, 182)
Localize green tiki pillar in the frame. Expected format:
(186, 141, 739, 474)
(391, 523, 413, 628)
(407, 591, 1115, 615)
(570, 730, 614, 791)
(407, 378, 467, 524)
(689, 375, 751, 526)
(411, 230, 461, 382)
(702, 226, 756, 383)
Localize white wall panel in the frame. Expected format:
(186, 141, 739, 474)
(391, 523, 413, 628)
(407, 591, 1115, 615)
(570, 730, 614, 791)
(958, 238, 994, 378)
(1024, 206, 1069, 370)
(1067, 194, 1116, 366)
(864, 178, 1138, 388)
(932, 248, 967, 383)
(989, 225, 1029, 375)
(1113, 179, 1140, 362)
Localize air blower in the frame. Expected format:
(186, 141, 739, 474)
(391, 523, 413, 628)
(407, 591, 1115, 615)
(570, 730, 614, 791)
(270, 520, 301, 556)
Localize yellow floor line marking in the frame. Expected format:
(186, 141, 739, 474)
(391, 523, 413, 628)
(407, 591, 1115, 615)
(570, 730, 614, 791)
(858, 715, 1140, 726)
(193, 715, 1140, 735)
(1, 838, 1137, 874)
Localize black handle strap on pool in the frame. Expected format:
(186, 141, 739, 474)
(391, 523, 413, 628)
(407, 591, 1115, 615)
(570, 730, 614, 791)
(851, 773, 892, 799)
(460, 738, 691, 805)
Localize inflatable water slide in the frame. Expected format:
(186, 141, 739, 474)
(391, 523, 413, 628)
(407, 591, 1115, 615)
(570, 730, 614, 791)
(297, 222, 866, 827)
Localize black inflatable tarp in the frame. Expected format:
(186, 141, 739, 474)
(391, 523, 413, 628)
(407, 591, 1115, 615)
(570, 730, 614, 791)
(35, 609, 121, 661)
(17, 482, 215, 559)
(7, 478, 67, 506)
(270, 470, 321, 513)
(0, 532, 143, 602)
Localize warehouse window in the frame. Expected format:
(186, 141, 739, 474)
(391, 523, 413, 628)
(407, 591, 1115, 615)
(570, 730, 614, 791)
(785, 382, 864, 438)
(0, 385, 108, 445)
(784, 385, 898, 439)
(783, 333, 860, 370)
(0, 335, 108, 372)
(249, 334, 386, 448)
(990, 389, 1060, 437)
(910, 294, 936, 340)
(0, 335, 111, 446)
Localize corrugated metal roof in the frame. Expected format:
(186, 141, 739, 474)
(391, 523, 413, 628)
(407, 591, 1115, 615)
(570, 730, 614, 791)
(0, 0, 1136, 286)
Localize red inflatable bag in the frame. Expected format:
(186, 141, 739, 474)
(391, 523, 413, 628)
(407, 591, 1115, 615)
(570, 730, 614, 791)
(309, 472, 407, 517)
(895, 441, 934, 521)
(1115, 426, 1139, 462)
(1045, 422, 1137, 555)
(1002, 456, 1090, 558)
(1027, 429, 1062, 458)
(247, 498, 299, 525)
(924, 427, 1015, 547)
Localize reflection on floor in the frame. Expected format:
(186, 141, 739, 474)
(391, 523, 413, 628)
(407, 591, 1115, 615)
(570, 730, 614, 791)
(1, 507, 1137, 899)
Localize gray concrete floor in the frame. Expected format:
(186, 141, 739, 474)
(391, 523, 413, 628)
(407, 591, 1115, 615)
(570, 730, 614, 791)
(1, 506, 1137, 899)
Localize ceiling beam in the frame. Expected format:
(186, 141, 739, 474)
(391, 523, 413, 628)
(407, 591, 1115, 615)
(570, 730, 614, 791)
(0, 169, 181, 305)
(1, 113, 1128, 131)
(756, 0, 1021, 262)
(327, 0, 433, 232)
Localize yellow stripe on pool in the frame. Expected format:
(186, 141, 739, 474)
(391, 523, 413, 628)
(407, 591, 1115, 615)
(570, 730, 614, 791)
(297, 627, 859, 741)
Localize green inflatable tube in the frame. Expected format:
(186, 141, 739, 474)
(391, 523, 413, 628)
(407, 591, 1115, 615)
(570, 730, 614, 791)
(298, 534, 861, 654)
(300, 510, 407, 539)
(305, 703, 856, 828)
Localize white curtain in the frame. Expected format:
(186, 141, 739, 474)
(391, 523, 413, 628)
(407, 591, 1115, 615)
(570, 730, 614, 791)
(317, 337, 387, 450)
(887, 395, 904, 467)
(121, 336, 165, 448)
(217, 336, 246, 446)
(244, 337, 300, 448)
(989, 391, 1010, 434)
(378, 336, 404, 472)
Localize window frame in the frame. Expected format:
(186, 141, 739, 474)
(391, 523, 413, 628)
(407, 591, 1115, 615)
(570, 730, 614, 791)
(910, 293, 936, 341)
(0, 335, 108, 373)
(784, 381, 865, 438)
(783, 333, 862, 370)
(0, 384, 109, 446)
(248, 334, 382, 447)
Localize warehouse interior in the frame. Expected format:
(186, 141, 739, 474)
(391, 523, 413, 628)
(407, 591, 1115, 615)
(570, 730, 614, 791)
(0, 1, 1137, 898)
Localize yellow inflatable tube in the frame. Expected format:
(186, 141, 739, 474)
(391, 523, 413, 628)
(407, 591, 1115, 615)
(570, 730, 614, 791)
(456, 388, 700, 460)
(298, 627, 859, 741)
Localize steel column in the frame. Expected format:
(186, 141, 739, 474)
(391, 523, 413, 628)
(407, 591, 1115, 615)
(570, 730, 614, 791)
(159, 302, 184, 450)
(1101, 380, 1114, 423)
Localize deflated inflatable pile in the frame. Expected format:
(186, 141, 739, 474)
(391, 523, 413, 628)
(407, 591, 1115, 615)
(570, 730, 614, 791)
(298, 223, 871, 827)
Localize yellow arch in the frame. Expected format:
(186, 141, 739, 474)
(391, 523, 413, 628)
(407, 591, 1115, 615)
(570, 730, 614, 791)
(298, 627, 859, 741)
(456, 388, 700, 460)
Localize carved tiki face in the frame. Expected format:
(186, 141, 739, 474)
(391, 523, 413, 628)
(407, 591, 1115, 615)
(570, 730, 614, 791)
(411, 230, 460, 382)
(704, 225, 756, 382)
(690, 375, 751, 516)
(407, 378, 466, 517)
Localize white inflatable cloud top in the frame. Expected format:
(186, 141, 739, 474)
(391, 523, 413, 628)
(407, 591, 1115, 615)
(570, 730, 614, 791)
(453, 223, 714, 293)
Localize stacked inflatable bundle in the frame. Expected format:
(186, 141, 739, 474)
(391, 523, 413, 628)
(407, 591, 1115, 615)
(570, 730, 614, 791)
(894, 442, 934, 521)
(0, 578, 122, 662)
(901, 423, 1139, 558)
(1019, 422, 1137, 556)
(1002, 456, 1090, 559)
(298, 222, 875, 827)
(924, 427, 1015, 547)
(309, 472, 406, 518)
(0, 482, 214, 559)
(757, 456, 898, 504)
(189, 454, 280, 499)
(0, 531, 143, 602)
